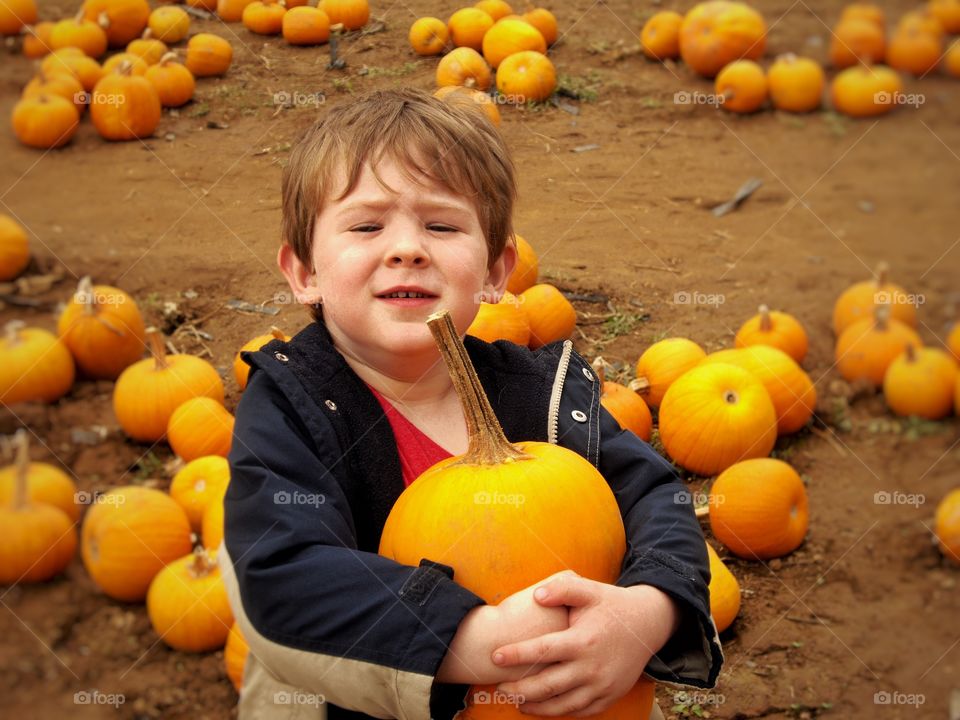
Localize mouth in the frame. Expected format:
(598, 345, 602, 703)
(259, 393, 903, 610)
(375, 287, 438, 299)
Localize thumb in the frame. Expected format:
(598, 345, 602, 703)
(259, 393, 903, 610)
(533, 571, 594, 607)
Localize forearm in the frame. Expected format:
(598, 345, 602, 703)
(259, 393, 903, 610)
(624, 584, 682, 657)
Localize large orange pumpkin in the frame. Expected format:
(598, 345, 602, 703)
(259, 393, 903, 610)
(835, 307, 922, 386)
(0, 321, 75, 404)
(283, 6, 330, 45)
(496, 50, 556, 103)
(481, 17, 545, 68)
(766, 53, 824, 113)
(185, 33, 233, 77)
(436, 46, 492, 89)
(679, 1, 767, 78)
(50, 11, 108, 58)
(409, 16, 447, 55)
(11, 94, 80, 150)
(505, 234, 537, 294)
(593, 358, 652, 441)
(658, 363, 777, 477)
(168, 398, 235, 462)
(830, 64, 903, 118)
(144, 52, 196, 107)
(379, 311, 656, 720)
(448, 7, 494, 51)
(706, 542, 740, 632)
(90, 60, 162, 140)
(467, 293, 530, 345)
(519, 283, 576, 349)
(81, 486, 193, 601)
(833, 262, 917, 334)
(631, 337, 706, 408)
(882, 345, 958, 420)
(734, 304, 808, 364)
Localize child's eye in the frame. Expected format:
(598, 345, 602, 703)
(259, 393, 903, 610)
(427, 224, 457, 233)
(350, 224, 381, 233)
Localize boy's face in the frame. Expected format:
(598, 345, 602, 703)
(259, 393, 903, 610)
(280, 157, 515, 372)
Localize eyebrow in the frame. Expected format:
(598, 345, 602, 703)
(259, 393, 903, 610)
(335, 198, 472, 216)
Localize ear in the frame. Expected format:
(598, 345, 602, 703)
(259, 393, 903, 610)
(278, 244, 323, 305)
(484, 242, 518, 298)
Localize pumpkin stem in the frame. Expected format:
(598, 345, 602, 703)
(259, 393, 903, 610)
(146, 327, 170, 370)
(97, 11, 110, 30)
(724, 390, 739, 405)
(188, 546, 216, 577)
(142, 27, 154, 40)
(269, 326, 285, 340)
(904, 343, 917, 363)
(426, 310, 530, 466)
(159, 51, 178, 65)
(758, 304, 772, 332)
(875, 261, 889, 288)
(874, 304, 890, 331)
(628, 376, 650, 395)
(464, 76, 477, 89)
(12, 429, 30, 510)
(4, 319, 26, 347)
(591, 357, 606, 386)
(116, 59, 134, 76)
(76, 276, 97, 316)
(73, 8, 85, 22)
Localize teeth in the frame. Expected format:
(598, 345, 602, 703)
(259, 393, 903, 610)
(386, 291, 427, 298)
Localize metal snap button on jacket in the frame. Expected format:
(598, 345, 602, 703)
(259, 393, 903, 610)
(581, 367, 594, 381)
(325, 400, 338, 411)
(274, 352, 289, 362)
(571, 410, 587, 422)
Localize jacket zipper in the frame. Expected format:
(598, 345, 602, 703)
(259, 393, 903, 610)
(547, 340, 575, 444)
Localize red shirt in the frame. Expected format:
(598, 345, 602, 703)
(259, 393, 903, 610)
(368, 386, 453, 487)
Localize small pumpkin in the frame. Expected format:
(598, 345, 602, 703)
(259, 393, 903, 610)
(830, 64, 902, 117)
(929, 0, 960, 33)
(22, 21, 55, 58)
(433, 85, 501, 127)
(81, 486, 193, 601)
(592, 358, 652, 441)
(409, 16, 447, 55)
(0, 214, 30, 281)
(0, 321, 75, 404)
(467, 292, 530, 345)
(767, 53, 824, 112)
(505, 234, 537, 294)
(234, 327, 289, 390)
(0, 0, 37, 35)
(217, 0, 257, 22)
(523, 8, 557, 46)
(475, 0, 513, 21)
(113, 328, 225, 442)
(0, 430, 79, 521)
(23, 70, 86, 114)
(840, 3, 885, 28)
(482, 17, 545, 69)
(283, 6, 330, 45)
(631, 337, 706, 408)
(436, 46, 492, 90)
(224, 622, 250, 691)
(83, 0, 150, 47)
(835, 306, 923, 386)
(882, 345, 958, 420)
(90, 60, 161, 140)
(242, 0, 285, 35)
(50, 10, 109, 58)
(716, 59, 767, 113)
(448, 7, 494, 51)
(706, 542, 740, 632)
(519, 283, 575, 349)
(701, 346, 816, 435)
(0, 431, 77, 584)
(201, 485, 226, 550)
(185, 33, 233, 77)
(946, 38, 960, 77)
(148, 6, 190, 43)
(145, 52, 195, 107)
(708, 458, 809, 560)
(899, 9, 945, 37)
(829, 18, 886, 68)
(495, 49, 556, 103)
(101, 51, 149, 75)
(947, 323, 960, 363)
(57, 276, 146, 379)
(678, 1, 767, 79)
(147, 547, 234, 652)
(735, 304, 808, 363)
(936, 488, 960, 564)
(42, 48, 103, 91)
(833, 262, 917, 334)
(323, 0, 368, 30)
(127, 29, 169, 65)
(886, 27, 942, 76)
(168, 399, 235, 464)
(641, 10, 682, 61)
(170, 455, 231, 532)
(658, 363, 777, 477)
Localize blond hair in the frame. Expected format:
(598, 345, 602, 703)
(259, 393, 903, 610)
(281, 88, 516, 321)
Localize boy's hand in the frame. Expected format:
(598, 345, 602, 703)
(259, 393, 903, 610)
(492, 571, 680, 717)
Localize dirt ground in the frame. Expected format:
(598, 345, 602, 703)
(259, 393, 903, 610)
(2, 0, 959, 718)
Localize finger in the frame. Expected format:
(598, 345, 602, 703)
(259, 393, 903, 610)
(534, 573, 597, 608)
(519, 686, 598, 717)
(497, 665, 581, 704)
(493, 630, 577, 667)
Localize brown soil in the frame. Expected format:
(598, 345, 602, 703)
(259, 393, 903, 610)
(2, 0, 959, 718)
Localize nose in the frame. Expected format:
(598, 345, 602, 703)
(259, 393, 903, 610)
(384, 231, 430, 268)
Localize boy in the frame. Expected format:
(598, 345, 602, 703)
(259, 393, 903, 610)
(220, 88, 722, 720)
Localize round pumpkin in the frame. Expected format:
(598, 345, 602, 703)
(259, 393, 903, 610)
(433, 85, 502, 127)
(678, 1, 767, 79)
(0, 431, 79, 522)
(467, 293, 530, 345)
(641, 10, 683, 60)
(706, 542, 740, 632)
(632, 337, 706, 408)
(185, 33, 233, 77)
(23, 70, 86, 114)
(835, 307, 923, 386)
(448, 7, 494, 51)
(409, 16, 447, 55)
(50, 11, 108, 58)
(716, 59, 767, 113)
(323, 0, 368, 30)
(505, 234, 537, 294)
(217, 0, 256, 22)
(113, 329, 225, 442)
(496, 50, 556, 103)
(90, 60, 162, 140)
(935, 488, 960, 564)
(168, 399, 235, 463)
(929, 0, 960, 33)
(283, 6, 330, 45)
(899, 9, 945, 37)
(475, 0, 513, 22)
(831, 64, 902, 117)
(519, 283, 575, 349)
(145, 52, 195, 107)
(42, 49, 103, 91)
(0, 214, 30, 281)
(11, 94, 80, 149)
(709, 458, 808, 560)
(659, 363, 777, 477)
(22, 21, 55, 58)
(147, 548, 234, 651)
(436, 46, 492, 90)
(224, 622, 250, 691)
(234, 327, 289, 390)
(593, 359, 652, 441)
(242, 0, 285, 35)
(380, 311, 656, 720)
(201, 485, 226, 550)
(945, 38, 960, 77)
(0, 432, 76, 585)
(734, 304, 808, 364)
(833, 262, 917, 334)
(83, 0, 150, 47)
(840, 3, 885, 28)
(882, 345, 958, 420)
(126, 30, 169, 65)
(829, 18, 885, 69)
(148, 6, 189, 43)
(886, 28, 942, 76)
(101, 51, 149, 75)
(81, 486, 193, 601)
(0, 0, 37, 35)
(482, 17, 545, 69)
(523, 7, 557, 46)
(767, 53, 824, 112)
(0, 321, 75, 404)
